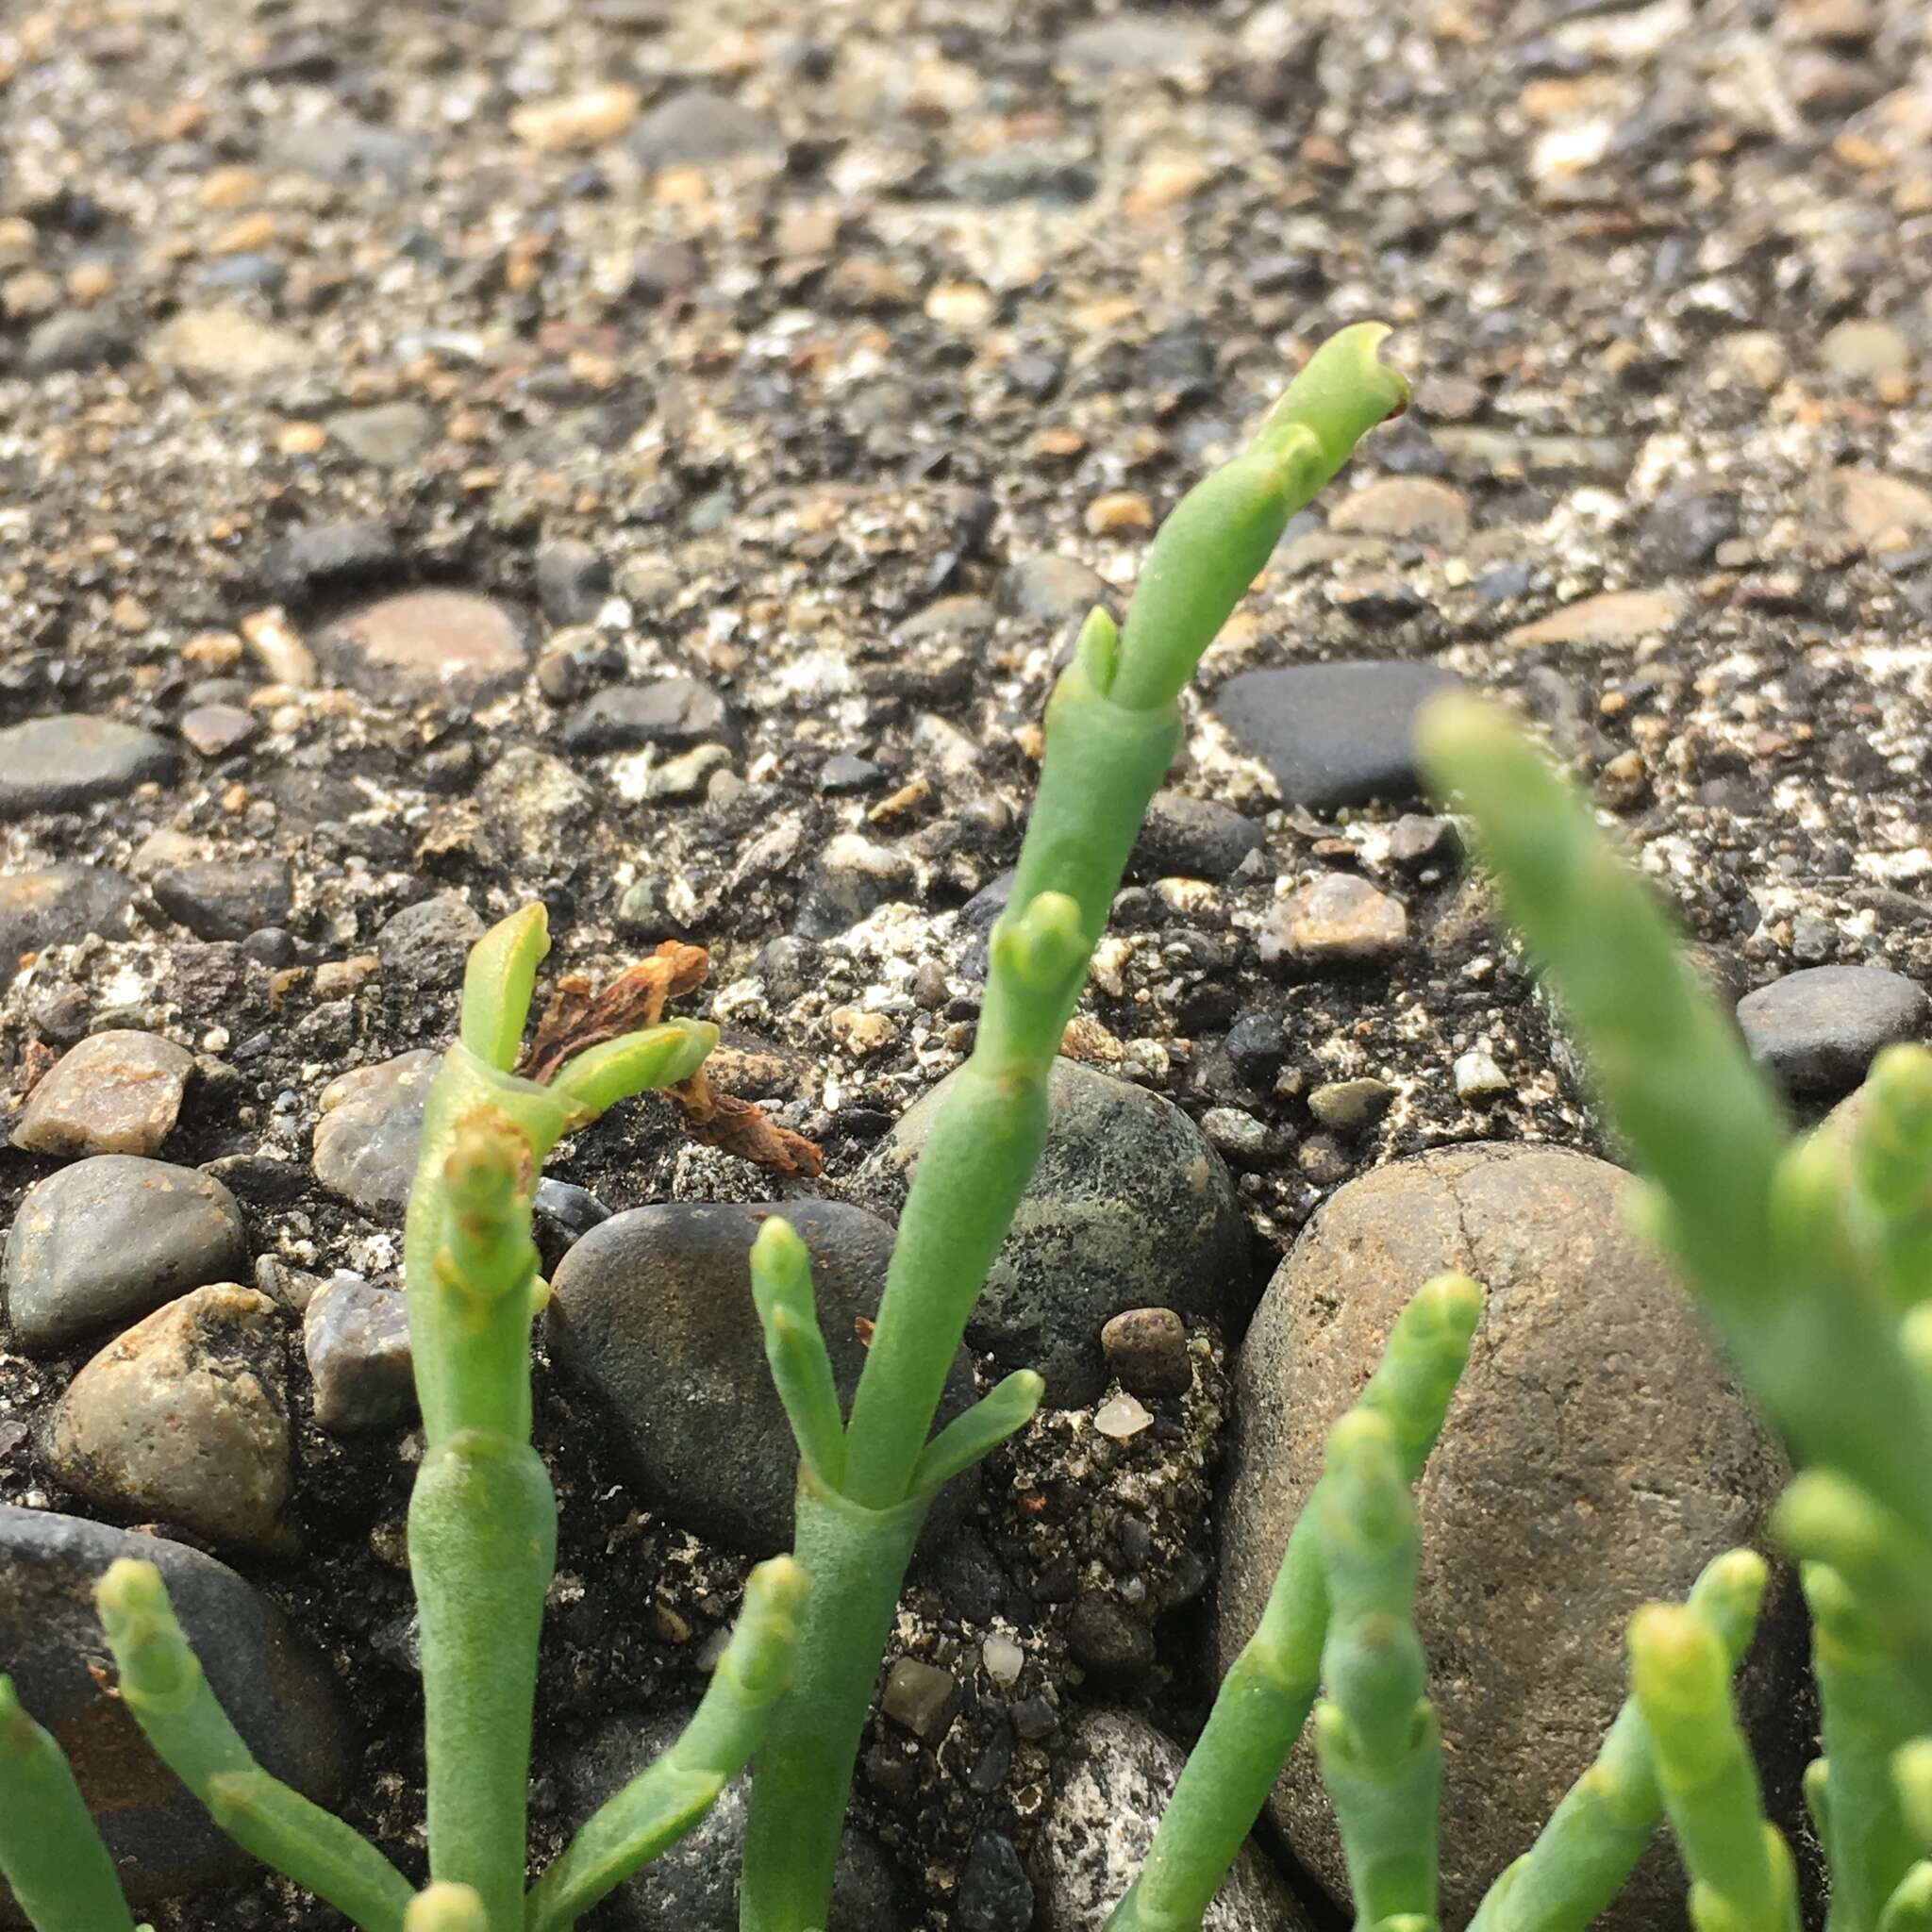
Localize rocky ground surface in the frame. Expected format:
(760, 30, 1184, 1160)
(2, 0, 1931, 1926)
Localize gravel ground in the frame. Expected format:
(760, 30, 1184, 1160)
(2, 0, 1930, 1925)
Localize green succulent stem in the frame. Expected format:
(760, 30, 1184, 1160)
(0, 1675, 143, 1932)
(1105, 1274, 1480, 1932)
(92, 1559, 413, 1932)
(1417, 697, 1932, 1576)
(1467, 1550, 1768, 1932)
(739, 330, 1407, 1932)
(1628, 1603, 1800, 1932)
(526, 1557, 809, 1932)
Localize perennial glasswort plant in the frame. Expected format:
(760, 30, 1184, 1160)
(6, 318, 1928, 1932)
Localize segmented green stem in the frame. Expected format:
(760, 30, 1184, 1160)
(1311, 1410, 1442, 1931)
(526, 1557, 808, 1932)
(1106, 1274, 1480, 1932)
(740, 330, 1409, 1932)
(93, 1560, 412, 1932)
(1467, 1550, 1768, 1932)
(0, 1675, 142, 1932)
(1628, 1603, 1800, 1932)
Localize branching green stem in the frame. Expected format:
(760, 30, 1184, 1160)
(1105, 1274, 1480, 1932)
(739, 330, 1408, 1932)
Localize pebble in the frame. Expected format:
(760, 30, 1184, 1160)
(1641, 487, 1741, 573)
(1735, 964, 1928, 1095)
(267, 119, 425, 182)
(0, 1506, 350, 1907)
(1211, 662, 1462, 810)
(548, 1200, 974, 1554)
(858, 1057, 1246, 1403)
(510, 85, 641, 150)
(1066, 1595, 1156, 1674)
(1327, 475, 1472, 545)
(146, 305, 311, 380)
(1092, 1392, 1154, 1441)
(1220, 1145, 1799, 1926)
(11, 1030, 196, 1158)
(1058, 16, 1219, 72)
(998, 555, 1110, 626)
(532, 1177, 611, 1272)
(0, 715, 175, 818)
(1454, 1046, 1512, 1101)
(22, 308, 134, 372)
(1265, 874, 1409, 967)
(45, 1285, 292, 1548)
(1387, 814, 1458, 871)
(311, 1049, 440, 1224)
(4, 1156, 248, 1357)
(476, 745, 595, 852)
(563, 1705, 908, 1930)
(375, 893, 486, 987)
(627, 90, 783, 168)
(302, 1274, 414, 1432)
(1834, 468, 1932, 545)
(1099, 1307, 1192, 1398)
(1034, 1709, 1312, 1930)
(1506, 588, 1684, 649)
(794, 832, 916, 940)
(326, 400, 437, 468)
(1307, 1076, 1395, 1132)
(535, 539, 612, 626)
(0, 866, 134, 987)
(1199, 1106, 1282, 1165)
(561, 676, 737, 752)
(316, 591, 533, 705)
(1818, 319, 1912, 379)
(882, 1657, 959, 1739)
(151, 859, 292, 941)
(1128, 791, 1262, 882)
(179, 702, 258, 757)
(981, 1634, 1024, 1686)
(258, 521, 399, 599)
(956, 1832, 1034, 1932)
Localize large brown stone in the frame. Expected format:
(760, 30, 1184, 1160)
(1217, 1143, 1804, 1930)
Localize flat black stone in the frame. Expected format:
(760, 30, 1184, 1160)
(0, 716, 175, 818)
(1211, 660, 1465, 810)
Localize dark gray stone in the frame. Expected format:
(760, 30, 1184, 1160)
(0, 716, 175, 819)
(858, 1058, 1247, 1403)
(0, 866, 135, 988)
(21, 308, 135, 373)
(533, 1178, 611, 1272)
(0, 1507, 351, 1916)
(1128, 791, 1263, 882)
(563, 1704, 908, 1931)
(1211, 661, 1465, 810)
(311, 1050, 440, 1224)
(957, 1832, 1036, 1932)
(303, 1274, 414, 1431)
(151, 860, 293, 941)
(1641, 488, 1740, 573)
(375, 893, 485, 988)
(1032, 1709, 1310, 1931)
(561, 677, 737, 753)
(628, 91, 783, 168)
(549, 1200, 974, 1554)
(1219, 1144, 1804, 1929)
(535, 539, 612, 626)
(4, 1156, 248, 1357)
(258, 520, 399, 598)
(1736, 964, 1928, 1095)
(1065, 1594, 1154, 1674)
(793, 834, 915, 941)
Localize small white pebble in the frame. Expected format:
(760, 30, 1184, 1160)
(982, 1634, 1024, 1686)
(1094, 1393, 1155, 1441)
(1454, 1047, 1511, 1101)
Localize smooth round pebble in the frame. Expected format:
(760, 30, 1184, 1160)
(0, 715, 175, 819)
(45, 1285, 292, 1548)
(375, 894, 485, 987)
(858, 1058, 1248, 1403)
(1099, 1307, 1191, 1399)
(303, 1274, 414, 1432)
(0, 1507, 350, 1907)
(1219, 1144, 1803, 1928)
(10, 1030, 195, 1158)
(311, 1049, 440, 1223)
(3, 1155, 248, 1356)
(1735, 963, 1928, 1095)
